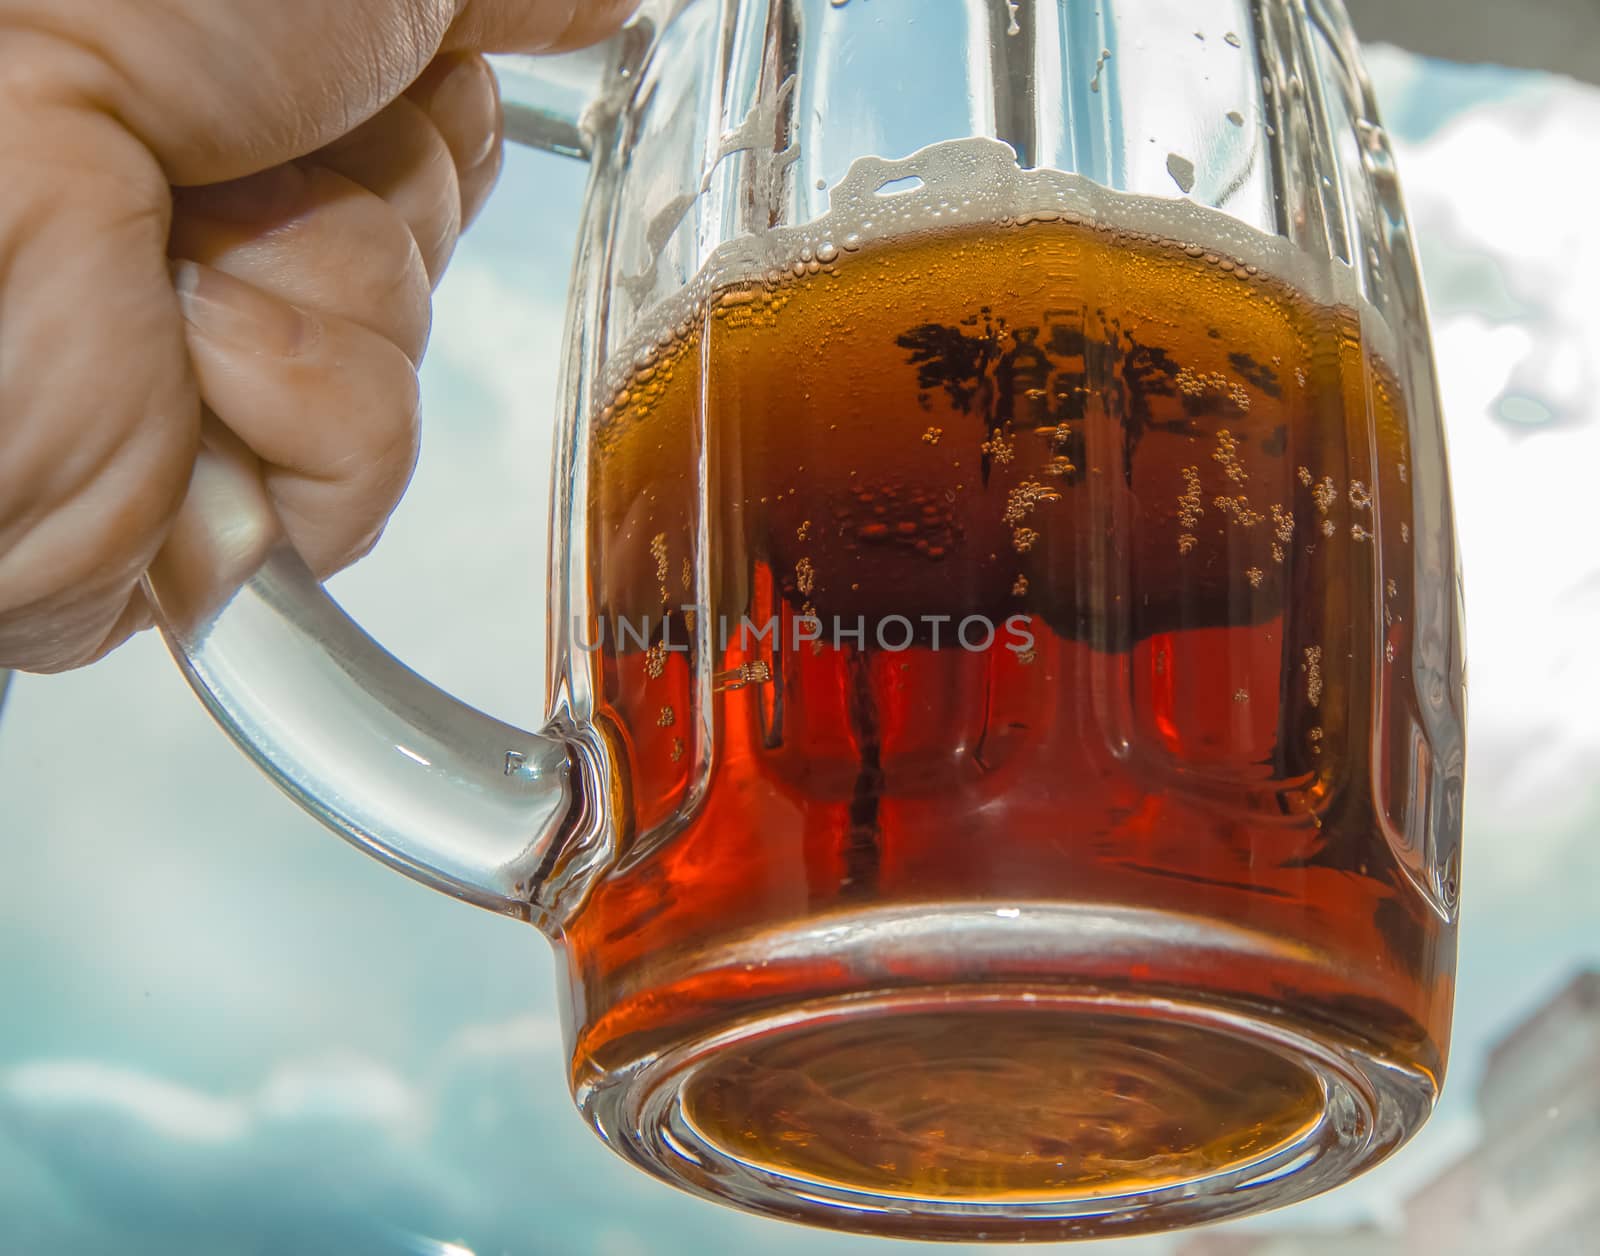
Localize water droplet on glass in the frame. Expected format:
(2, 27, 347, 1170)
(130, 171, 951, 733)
(1166, 153, 1196, 194)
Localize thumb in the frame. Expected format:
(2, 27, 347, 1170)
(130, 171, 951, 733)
(0, 0, 638, 670)
(17, 0, 638, 188)
(445, 0, 641, 58)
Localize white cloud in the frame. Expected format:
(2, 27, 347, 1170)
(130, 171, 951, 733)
(6, 1061, 249, 1144)
(427, 258, 566, 446)
(255, 1053, 425, 1137)
(440, 1013, 562, 1060)
(0, 1016, 1184, 1256)
(0, 1050, 468, 1256)
(1397, 83, 1600, 432)
(593, 1227, 652, 1256)
(0, 1044, 404, 1252)
(1387, 74, 1600, 887)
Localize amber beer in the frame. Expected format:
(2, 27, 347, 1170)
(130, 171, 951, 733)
(565, 193, 1455, 1204)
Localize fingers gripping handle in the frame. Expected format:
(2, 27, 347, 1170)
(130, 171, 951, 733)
(145, 423, 577, 921)
(142, 29, 661, 918)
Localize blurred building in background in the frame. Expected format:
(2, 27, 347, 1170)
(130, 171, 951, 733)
(1178, 1228, 1400, 1256)
(1179, 970, 1600, 1256)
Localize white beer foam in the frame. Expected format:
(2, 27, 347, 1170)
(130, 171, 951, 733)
(597, 136, 1389, 413)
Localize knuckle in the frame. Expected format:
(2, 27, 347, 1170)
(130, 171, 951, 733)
(338, 357, 423, 499)
(173, 164, 433, 362)
(266, 335, 420, 578)
(0, 419, 193, 613)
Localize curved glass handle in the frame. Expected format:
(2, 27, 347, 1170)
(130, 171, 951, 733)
(144, 429, 577, 920)
(145, 29, 664, 920)
(496, 46, 610, 160)
(494, 5, 671, 158)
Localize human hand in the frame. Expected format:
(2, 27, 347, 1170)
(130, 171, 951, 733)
(0, 0, 635, 672)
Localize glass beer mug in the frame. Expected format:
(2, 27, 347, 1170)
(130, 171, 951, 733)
(149, 0, 1465, 1241)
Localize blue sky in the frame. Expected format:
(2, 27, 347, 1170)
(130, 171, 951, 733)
(1, 43, 1597, 1256)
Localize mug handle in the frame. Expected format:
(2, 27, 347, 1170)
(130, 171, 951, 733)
(142, 48, 622, 922)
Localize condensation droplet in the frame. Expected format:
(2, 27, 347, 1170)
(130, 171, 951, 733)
(1090, 48, 1112, 94)
(1166, 152, 1196, 194)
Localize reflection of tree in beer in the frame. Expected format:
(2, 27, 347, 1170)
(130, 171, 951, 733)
(898, 311, 1223, 485)
(897, 311, 1007, 482)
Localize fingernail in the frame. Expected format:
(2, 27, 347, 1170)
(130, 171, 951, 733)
(180, 162, 309, 225)
(171, 260, 319, 358)
(419, 54, 500, 169)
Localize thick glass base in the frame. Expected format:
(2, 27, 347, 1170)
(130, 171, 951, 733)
(571, 906, 1439, 1242)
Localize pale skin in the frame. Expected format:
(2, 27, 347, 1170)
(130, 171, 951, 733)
(0, 0, 637, 673)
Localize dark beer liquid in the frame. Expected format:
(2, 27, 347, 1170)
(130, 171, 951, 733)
(564, 195, 1456, 1205)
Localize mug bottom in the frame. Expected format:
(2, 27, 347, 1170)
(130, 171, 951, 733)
(572, 905, 1439, 1241)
